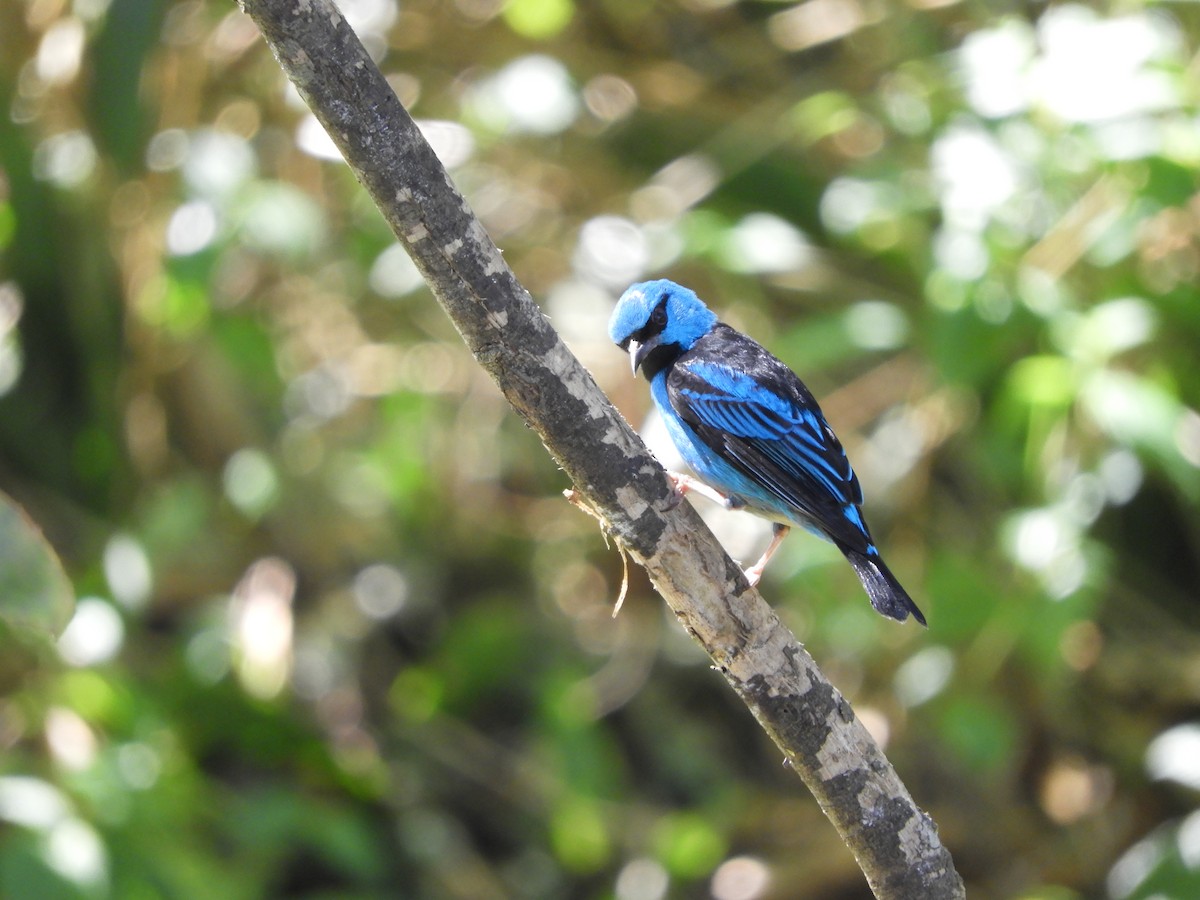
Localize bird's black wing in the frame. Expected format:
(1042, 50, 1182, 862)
(666, 324, 871, 553)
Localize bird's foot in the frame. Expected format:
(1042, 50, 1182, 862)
(664, 472, 688, 510)
(668, 471, 701, 498)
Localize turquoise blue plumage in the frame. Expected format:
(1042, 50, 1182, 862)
(609, 279, 925, 625)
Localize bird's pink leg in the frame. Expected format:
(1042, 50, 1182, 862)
(668, 472, 739, 509)
(744, 523, 790, 586)
(668, 473, 788, 586)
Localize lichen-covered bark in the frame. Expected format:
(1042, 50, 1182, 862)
(239, 1, 965, 895)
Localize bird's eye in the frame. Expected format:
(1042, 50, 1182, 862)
(650, 301, 668, 328)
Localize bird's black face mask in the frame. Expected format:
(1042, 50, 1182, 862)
(622, 296, 678, 381)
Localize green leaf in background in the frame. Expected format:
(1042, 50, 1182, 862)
(0, 491, 74, 682)
(549, 796, 610, 873)
(1107, 811, 1200, 900)
(936, 695, 1020, 776)
(502, 0, 575, 40)
(652, 811, 727, 880)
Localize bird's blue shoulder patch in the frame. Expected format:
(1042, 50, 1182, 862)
(684, 361, 796, 419)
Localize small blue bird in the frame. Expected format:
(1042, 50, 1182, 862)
(609, 279, 925, 625)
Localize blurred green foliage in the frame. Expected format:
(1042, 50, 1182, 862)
(0, 490, 75, 691)
(2, 0, 1200, 897)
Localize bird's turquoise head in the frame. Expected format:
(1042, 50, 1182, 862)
(609, 279, 718, 380)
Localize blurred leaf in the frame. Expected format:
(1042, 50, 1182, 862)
(652, 811, 726, 879)
(1107, 812, 1200, 900)
(1082, 369, 1200, 498)
(549, 797, 610, 873)
(88, 0, 165, 173)
(790, 92, 859, 145)
(136, 273, 210, 338)
(503, 0, 574, 40)
(0, 830, 88, 900)
(936, 695, 1019, 775)
(0, 492, 74, 669)
(388, 666, 444, 723)
(924, 551, 1015, 640)
(1142, 157, 1199, 206)
(0, 202, 15, 250)
(437, 600, 540, 716)
(1058, 297, 1156, 363)
(56, 670, 129, 728)
(1006, 356, 1076, 410)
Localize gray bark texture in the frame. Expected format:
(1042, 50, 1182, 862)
(239, 1, 965, 896)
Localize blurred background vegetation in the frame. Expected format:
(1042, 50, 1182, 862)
(1, 0, 1200, 897)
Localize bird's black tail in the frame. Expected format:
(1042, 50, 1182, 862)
(844, 549, 926, 626)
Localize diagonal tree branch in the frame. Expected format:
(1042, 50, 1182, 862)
(238, 1, 964, 896)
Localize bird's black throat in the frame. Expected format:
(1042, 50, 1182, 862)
(638, 342, 683, 382)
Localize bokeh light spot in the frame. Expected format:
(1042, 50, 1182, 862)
(369, 243, 425, 298)
(183, 130, 256, 199)
(584, 74, 638, 123)
(296, 114, 343, 162)
(575, 216, 649, 287)
(103, 535, 152, 611)
(36, 17, 86, 85)
(43, 817, 107, 890)
(845, 301, 909, 350)
(711, 856, 771, 900)
(32, 131, 97, 189)
(468, 55, 579, 135)
(417, 120, 476, 169)
(44, 708, 97, 771)
(223, 448, 280, 518)
(146, 128, 190, 172)
(615, 857, 669, 900)
(166, 201, 220, 256)
(894, 645, 954, 708)
(353, 563, 409, 620)
(718, 213, 811, 274)
(230, 557, 296, 700)
(57, 597, 125, 667)
(116, 743, 162, 791)
(1146, 723, 1200, 791)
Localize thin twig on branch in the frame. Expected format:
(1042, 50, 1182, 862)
(239, 1, 965, 896)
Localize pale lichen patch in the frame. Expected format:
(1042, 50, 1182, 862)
(897, 809, 933, 864)
(543, 343, 607, 419)
(616, 484, 649, 520)
(483, 248, 506, 277)
(817, 722, 867, 782)
(855, 780, 888, 825)
(599, 425, 628, 447)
